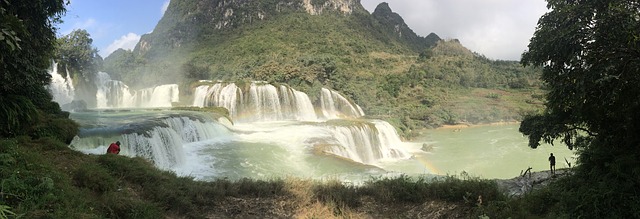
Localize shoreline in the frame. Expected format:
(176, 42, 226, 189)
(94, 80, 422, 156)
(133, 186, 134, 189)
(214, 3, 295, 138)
(437, 121, 521, 130)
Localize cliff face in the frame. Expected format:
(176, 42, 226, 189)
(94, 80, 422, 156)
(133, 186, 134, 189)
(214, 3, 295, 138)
(112, 0, 447, 88)
(301, 0, 360, 15)
(371, 2, 440, 50)
(134, 0, 367, 56)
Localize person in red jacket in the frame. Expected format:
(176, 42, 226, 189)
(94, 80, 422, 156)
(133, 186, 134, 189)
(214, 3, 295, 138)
(107, 141, 121, 154)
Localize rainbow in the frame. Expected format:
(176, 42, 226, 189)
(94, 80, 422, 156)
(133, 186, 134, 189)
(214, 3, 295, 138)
(414, 155, 440, 175)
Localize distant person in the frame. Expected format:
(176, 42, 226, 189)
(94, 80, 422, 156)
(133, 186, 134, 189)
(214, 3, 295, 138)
(548, 153, 556, 174)
(107, 141, 121, 154)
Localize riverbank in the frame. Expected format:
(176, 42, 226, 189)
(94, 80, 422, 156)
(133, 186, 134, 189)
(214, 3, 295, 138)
(496, 168, 572, 197)
(437, 121, 521, 130)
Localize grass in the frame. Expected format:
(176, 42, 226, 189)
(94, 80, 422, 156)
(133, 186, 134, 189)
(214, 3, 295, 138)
(1, 136, 577, 218)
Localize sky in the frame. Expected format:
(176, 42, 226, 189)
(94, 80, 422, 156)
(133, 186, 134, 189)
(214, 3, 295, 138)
(57, 0, 548, 60)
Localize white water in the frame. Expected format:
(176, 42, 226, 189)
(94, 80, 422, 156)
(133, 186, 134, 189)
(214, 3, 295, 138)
(320, 88, 365, 119)
(321, 120, 409, 164)
(65, 81, 417, 181)
(70, 111, 232, 170)
(95, 72, 179, 108)
(47, 66, 179, 109)
(55, 76, 576, 181)
(46, 62, 75, 105)
(192, 82, 362, 122)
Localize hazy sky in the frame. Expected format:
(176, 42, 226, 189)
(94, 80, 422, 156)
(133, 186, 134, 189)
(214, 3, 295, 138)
(360, 0, 549, 60)
(58, 0, 548, 60)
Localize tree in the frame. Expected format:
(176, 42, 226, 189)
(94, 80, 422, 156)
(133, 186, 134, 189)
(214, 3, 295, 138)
(55, 29, 102, 107)
(103, 48, 136, 80)
(0, 0, 77, 142)
(1, 0, 66, 96)
(55, 29, 101, 74)
(519, 0, 640, 217)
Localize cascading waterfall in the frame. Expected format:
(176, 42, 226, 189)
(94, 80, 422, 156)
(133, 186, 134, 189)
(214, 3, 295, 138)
(65, 79, 415, 179)
(122, 126, 187, 170)
(321, 120, 409, 165)
(320, 88, 365, 119)
(70, 112, 232, 170)
(193, 83, 243, 116)
(280, 85, 317, 121)
(95, 72, 179, 108)
(189, 82, 408, 166)
(192, 82, 361, 122)
(47, 61, 75, 105)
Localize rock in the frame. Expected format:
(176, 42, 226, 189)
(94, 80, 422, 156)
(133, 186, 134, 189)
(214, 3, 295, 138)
(61, 100, 88, 112)
(495, 168, 572, 197)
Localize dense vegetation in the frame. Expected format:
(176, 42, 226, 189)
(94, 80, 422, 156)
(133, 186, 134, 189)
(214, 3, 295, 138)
(518, 0, 640, 217)
(0, 0, 77, 142)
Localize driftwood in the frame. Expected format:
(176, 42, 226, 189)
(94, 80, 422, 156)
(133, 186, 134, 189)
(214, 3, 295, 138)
(520, 167, 532, 178)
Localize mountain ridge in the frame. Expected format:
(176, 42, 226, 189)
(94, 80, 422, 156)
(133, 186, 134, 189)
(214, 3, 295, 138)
(107, 1, 443, 87)
(102, 0, 542, 133)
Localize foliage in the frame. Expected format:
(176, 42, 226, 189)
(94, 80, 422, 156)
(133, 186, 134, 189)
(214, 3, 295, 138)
(0, 205, 17, 219)
(362, 174, 504, 206)
(55, 29, 101, 74)
(0, 0, 66, 96)
(313, 179, 360, 208)
(103, 48, 138, 81)
(54, 29, 103, 108)
(0, 95, 39, 136)
(0, 0, 79, 140)
(519, 0, 640, 217)
(72, 162, 117, 194)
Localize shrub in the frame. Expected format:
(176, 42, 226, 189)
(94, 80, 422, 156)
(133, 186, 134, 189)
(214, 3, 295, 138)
(73, 163, 117, 194)
(30, 117, 79, 144)
(313, 180, 360, 208)
(0, 95, 38, 137)
(101, 192, 163, 219)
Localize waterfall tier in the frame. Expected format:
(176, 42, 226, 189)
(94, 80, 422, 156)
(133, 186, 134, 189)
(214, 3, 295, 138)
(47, 61, 75, 105)
(192, 82, 364, 122)
(317, 120, 410, 164)
(95, 72, 179, 108)
(70, 111, 231, 170)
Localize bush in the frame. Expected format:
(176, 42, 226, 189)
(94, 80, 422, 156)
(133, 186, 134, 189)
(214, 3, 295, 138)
(30, 118, 79, 144)
(0, 95, 38, 137)
(313, 180, 360, 208)
(363, 174, 505, 206)
(73, 163, 117, 194)
(101, 192, 163, 219)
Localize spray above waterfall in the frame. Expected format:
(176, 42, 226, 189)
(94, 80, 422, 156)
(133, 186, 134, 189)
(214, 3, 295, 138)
(95, 72, 179, 108)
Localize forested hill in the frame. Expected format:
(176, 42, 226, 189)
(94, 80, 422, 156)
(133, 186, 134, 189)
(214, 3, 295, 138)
(102, 0, 543, 134)
(104, 0, 441, 86)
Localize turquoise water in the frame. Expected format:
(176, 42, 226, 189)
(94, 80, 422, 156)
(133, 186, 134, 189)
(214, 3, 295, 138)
(69, 110, 575, 181)
(415, 124, 576, 179)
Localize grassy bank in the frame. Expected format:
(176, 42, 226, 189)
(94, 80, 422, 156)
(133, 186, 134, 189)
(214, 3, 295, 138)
(1, 136, 572, 218)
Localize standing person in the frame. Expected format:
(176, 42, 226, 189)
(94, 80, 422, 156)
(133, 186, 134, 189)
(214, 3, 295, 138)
(107, 141, 121, 154)
(548, 153, 556, 175)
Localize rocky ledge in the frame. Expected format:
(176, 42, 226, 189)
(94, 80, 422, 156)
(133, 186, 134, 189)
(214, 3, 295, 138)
(496, 168, 572, 197)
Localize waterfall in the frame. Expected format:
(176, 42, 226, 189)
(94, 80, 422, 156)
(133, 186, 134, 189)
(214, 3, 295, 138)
(70, 113, 231, 170)
(122, 126, 187, 170)
(280, 85, 317, 121)
(47, 61, 75, 105)
(95, 72, 179, 108)
(321, 120, 409, 164)
(320, 88, 365, 119)
(192, 82, 363, 122)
